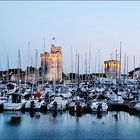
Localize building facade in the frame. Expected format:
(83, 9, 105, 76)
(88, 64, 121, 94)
(104, 60, 120, 78)
(40, 44, 62, 82)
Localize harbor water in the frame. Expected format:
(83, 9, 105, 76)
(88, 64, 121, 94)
(0, 111, 140, 139)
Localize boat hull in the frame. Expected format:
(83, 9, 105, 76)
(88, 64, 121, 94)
(3, 103, 24, 111)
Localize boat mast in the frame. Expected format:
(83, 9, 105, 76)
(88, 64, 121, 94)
(126, 56, 129, 85)
(31, 56, 33, 82)
(123, 54, 126, 84)
(75, 50, 77, 83)
(119, 41, 122, 81)
(81, 56, 83, 83)
(71, 46, 73, 83)
(17, 49, 21, 85)
(85, 52, 87, 83)
(7, 55, 9, 83)
(115, 49, 118, 85)
(27, 41, 30, 82)
(126, 56, 129, 93)
(35, 49, 38, 82)
(53, 53, 57, 95)
(51, 37, 56, 94)
(133, 56, 135, 80)
(88, 46, 91, 82)
(42, 38, 46, 85)
(95, 55, 97, 80)
(77, 53, 80, 95)
(98, 49, 100, 80)
(102, 65, 104, 85)
(133, 56, 136, 91)
(25, 68, 27, 85)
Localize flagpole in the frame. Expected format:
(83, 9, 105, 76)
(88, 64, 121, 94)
(52, 37, 55, 45)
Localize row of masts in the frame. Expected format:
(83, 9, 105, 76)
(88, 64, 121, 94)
(69, 41, 140, 83)
(3, 40, 140, 84)
(4, 38, 59, 85)
(5, 41, 39, 84)
(70, 47, 108, 83)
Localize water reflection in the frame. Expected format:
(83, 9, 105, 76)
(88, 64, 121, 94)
(3, 111, 22, 126)
(35, 112, 41, 119)
(97, 112, 102, 119)
(29, 111, 41, 119)
(30, 111, 35, 118)
(112, 111, 123, 122)
(2, 110, 140, 125)
(112, 112, 118, 121)
(52, 111, 57, 118)
(9, 116, 21, 125)
(69, 111, 85, 117)
(0, 111, 140, 139)
(134, 113, 140, 121)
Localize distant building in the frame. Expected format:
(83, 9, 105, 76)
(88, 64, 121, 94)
(0, 69, 25, 82)
(24, 67, 39, 82)
(104, 60, 120, 78)
(40, 44, 62, 82)
(0, 67, 40, 83)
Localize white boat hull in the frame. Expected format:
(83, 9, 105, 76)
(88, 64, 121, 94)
(4, 102, 24, 111)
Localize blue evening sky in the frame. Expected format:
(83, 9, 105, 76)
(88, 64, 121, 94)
(0, 1, 140, 73)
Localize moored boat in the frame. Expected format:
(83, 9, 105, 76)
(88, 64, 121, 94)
(3, 92, 26, 111)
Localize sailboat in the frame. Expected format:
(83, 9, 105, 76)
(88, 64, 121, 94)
(4, 50, 26, 111)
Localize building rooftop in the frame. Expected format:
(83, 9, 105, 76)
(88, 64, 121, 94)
(104, 60, 120, 63)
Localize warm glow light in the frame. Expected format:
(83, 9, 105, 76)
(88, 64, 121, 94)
(104, 60, 120, 77)
(40, 45, 62, 81)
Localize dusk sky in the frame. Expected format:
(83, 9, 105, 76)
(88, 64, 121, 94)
(1, 1, 140, 74)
